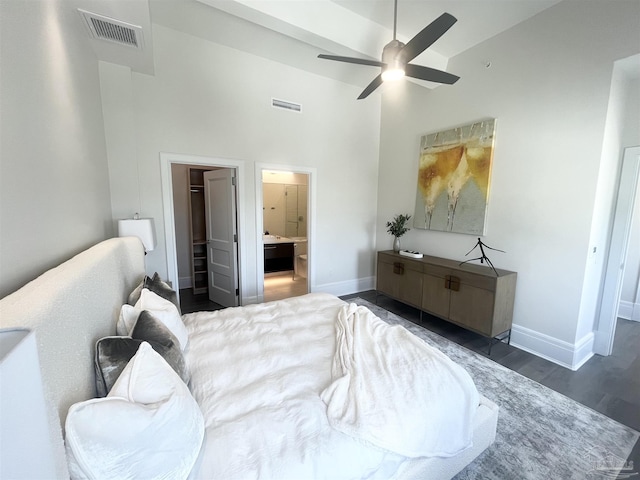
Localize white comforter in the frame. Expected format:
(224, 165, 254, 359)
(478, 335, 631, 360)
(182, 293, 478, 480)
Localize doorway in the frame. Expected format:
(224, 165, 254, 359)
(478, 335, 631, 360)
(596, 146, 640, 355)
(169, 164, 238, 309)
(160, 153, 246, 309)
(256, 165, 315, 303)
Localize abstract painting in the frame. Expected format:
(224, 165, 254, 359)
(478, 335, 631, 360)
(413, 119, 496, 235)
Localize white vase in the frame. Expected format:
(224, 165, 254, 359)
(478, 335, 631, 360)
(393, 237, 401, 253)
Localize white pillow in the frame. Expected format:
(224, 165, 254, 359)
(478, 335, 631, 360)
(116, 289, 189, 350)
(116, 304, 139, 336)
(65, 342, 204, 480)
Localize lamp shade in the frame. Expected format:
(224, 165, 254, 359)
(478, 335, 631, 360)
(118, 217, 157, 252)
(0, 329, 58, 479)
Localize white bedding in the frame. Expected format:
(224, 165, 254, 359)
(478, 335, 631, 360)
(183, 293, 480, 480)
(322, 303, 479, 458)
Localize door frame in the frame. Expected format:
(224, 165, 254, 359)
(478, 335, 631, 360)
(594, 146, 640, 355)
(160, 152, 246, 304)
(255, 163, 317, 303)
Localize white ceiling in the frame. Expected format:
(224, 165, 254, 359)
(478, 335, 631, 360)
(190, 0, 561, 74)
(142, 0, 563, 91)
(78, 0, 638, 92)
(315, 0, 562, 59)
(617, 54, 640, 80)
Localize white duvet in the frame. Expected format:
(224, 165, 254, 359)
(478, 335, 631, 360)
(182, 293, 479, 480)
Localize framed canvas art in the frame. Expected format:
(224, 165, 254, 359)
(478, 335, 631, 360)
(414, 119, 496, 235)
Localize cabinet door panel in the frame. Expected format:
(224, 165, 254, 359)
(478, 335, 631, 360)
(377, 260, 399, 298)
(399, 268, 423, 307)
(422, 274, 450, 318)
(449, 286, 494, 335)
(264, 244, 294, 273)
(377, 260, 423, 307)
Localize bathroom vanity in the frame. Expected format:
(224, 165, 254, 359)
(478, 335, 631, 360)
(263, 235, 294, 273)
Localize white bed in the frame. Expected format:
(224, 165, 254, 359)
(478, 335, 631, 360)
(0, 238, 498, 479)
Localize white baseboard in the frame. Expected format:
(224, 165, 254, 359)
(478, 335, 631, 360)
(314, 276, 375, 297)
(593, 329, 611, 356)
(510, 324, 594, 371)
(572, 332, 596, 370)
(179, 276, 192, 290)
(241, 294, 260, 305)
(618, 300, 640, 321)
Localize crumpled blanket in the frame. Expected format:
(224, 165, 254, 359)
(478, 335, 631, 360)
(321, 303, 480, 458)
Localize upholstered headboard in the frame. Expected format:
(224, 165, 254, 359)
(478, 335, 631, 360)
(0, 237, 145, 477)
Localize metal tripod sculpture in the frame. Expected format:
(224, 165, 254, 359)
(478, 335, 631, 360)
(459, 237, 505, 276)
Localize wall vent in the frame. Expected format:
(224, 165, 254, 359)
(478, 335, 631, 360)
(78, 9, 144, 49)
(271, 98, 302, 113)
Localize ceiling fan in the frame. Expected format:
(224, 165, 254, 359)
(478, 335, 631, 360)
(318, 0, 460, 99)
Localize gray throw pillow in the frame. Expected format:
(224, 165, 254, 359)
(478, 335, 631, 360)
(127, 273, 181, 314)
(94, 336, 143, 397)
(126, 278, 145, 306)
(146, 273, 181, 314)
(95, 311, 189, 397)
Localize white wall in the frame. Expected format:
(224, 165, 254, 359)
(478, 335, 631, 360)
(103, 23, 381, 302)
(263, 172, 309, 185)
(99, 62, 138, 224)
(376, 1, 640, 368)
(621, 77, 640, 149)
(0, 0, 112, 298)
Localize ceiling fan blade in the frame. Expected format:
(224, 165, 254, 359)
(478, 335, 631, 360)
(318, 54, 384, 68)
(400, 13, 457, 64)
(358, 74, 383, 99)
(405, 64, 460, 85)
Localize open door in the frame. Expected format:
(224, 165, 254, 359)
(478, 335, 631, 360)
(204, 169, 239, 307)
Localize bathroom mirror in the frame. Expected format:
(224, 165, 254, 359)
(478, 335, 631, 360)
(263, 181, 308, 238)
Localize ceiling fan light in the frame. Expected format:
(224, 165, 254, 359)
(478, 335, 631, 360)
(382, 68, 405, 82)
(381, 39, 406, 82)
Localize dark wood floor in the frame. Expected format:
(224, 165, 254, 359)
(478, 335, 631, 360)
(181, 288, 640, 467)
(179, 289, 225, 314)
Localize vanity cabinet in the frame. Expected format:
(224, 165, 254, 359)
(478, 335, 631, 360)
(377, 251, 517, 339)
(264, 243, 294, 273)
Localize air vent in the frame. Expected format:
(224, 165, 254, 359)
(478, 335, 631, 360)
(272, 98, 302, 113)
(78, 9, 144, 49)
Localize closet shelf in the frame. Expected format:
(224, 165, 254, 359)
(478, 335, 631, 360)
(189, 167, 211, 295)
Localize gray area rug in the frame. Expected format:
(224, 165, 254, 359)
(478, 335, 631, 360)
(351, 298, 639, 480)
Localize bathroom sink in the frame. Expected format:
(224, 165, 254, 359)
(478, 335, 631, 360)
(263, 235, 293, 244)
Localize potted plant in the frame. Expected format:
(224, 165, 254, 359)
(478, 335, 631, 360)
(386, 214, 411, 253)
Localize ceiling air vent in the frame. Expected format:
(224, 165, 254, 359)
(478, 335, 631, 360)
(272, 98, 302, 113)
(78, 9, 144, 49)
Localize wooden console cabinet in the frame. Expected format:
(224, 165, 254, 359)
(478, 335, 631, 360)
(377, 251, 517, 339)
